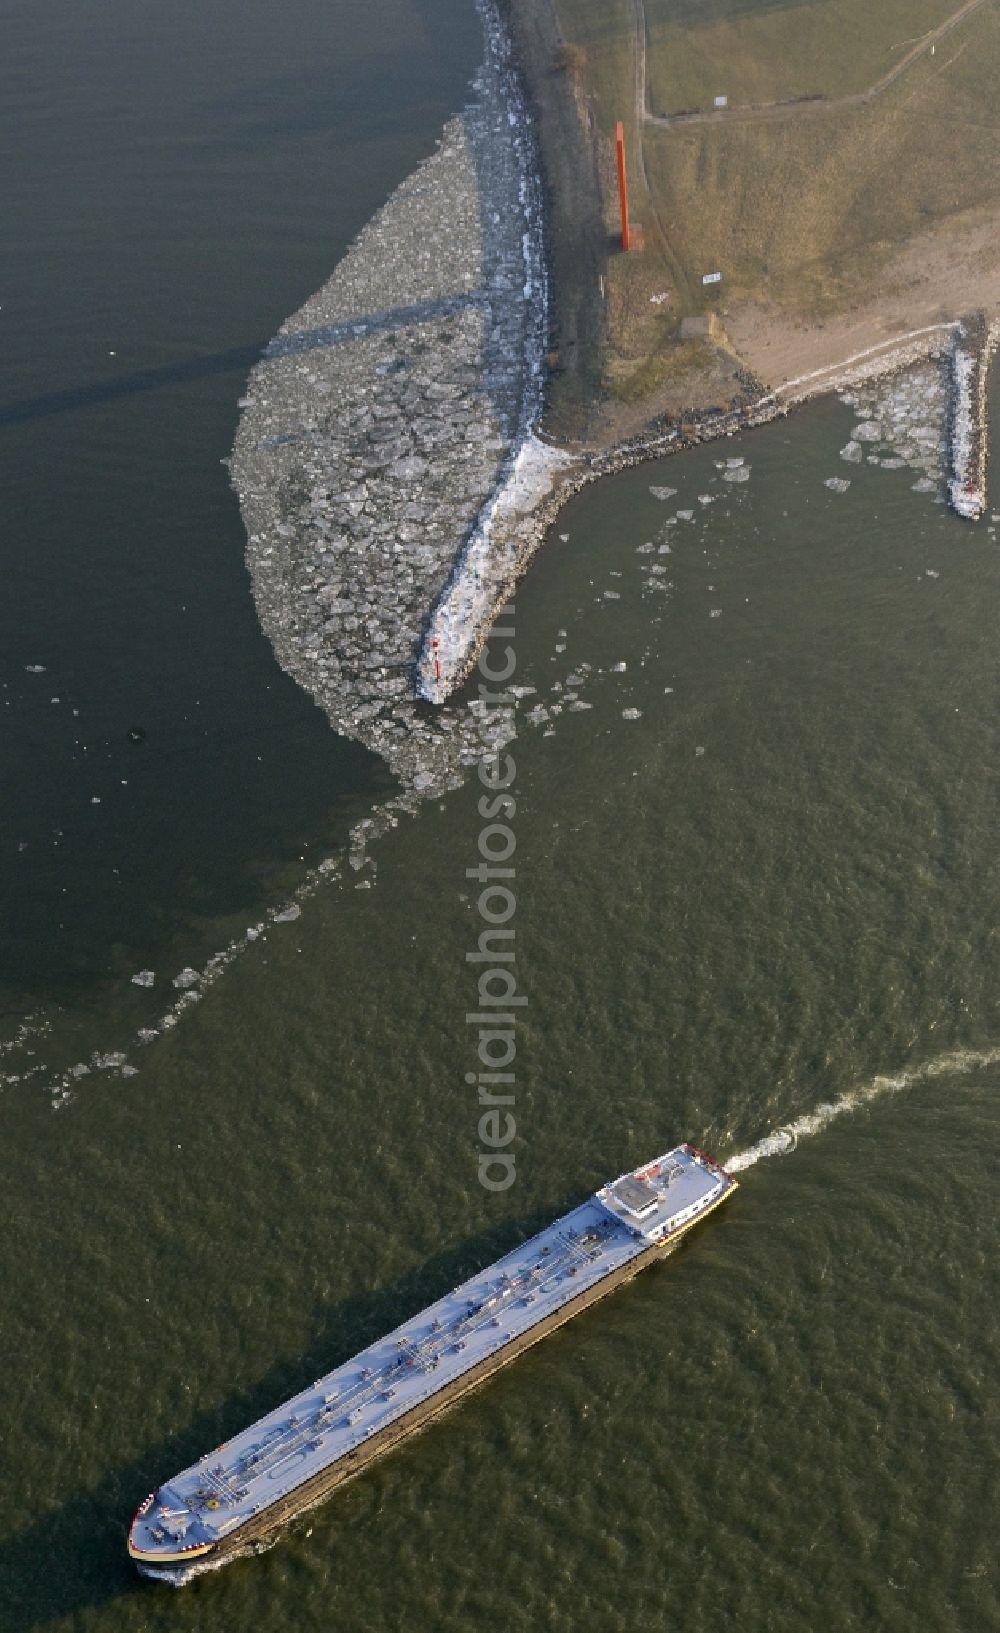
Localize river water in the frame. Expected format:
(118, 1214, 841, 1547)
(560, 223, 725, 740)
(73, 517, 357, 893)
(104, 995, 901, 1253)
(3, 3, 999, 1630)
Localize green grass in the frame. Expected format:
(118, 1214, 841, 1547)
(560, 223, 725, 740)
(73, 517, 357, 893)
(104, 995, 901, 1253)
(546, 0, 1000, 424)
(642, 3, 1000, 315)
(608, 338, 717, 402)
(643, 0, 961, 113)
(556, 0, 636, 137)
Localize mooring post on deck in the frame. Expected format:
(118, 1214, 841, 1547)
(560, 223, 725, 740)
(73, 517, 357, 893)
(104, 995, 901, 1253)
(616, 120, 631, 251)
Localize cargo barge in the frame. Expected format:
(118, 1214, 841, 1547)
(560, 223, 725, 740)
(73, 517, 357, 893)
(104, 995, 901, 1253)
(128, 1144, 736, 1582)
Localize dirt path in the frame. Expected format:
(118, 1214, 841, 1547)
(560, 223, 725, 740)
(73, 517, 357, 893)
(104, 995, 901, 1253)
(631, 0, 693, 305)
(640, 0, 991, 129)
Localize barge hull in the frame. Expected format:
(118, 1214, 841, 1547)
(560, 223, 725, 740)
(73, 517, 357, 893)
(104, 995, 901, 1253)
(208, 1234, 672, 1564)
(131, 1145, 736, 1579)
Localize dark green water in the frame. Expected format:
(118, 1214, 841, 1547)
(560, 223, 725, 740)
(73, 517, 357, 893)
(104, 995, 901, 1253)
(3, 5, 1000, 1631)
(0, 0, 480, 1007)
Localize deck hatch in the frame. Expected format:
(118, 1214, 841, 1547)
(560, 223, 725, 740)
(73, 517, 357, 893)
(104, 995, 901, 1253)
(609, 1176, 659, 1217)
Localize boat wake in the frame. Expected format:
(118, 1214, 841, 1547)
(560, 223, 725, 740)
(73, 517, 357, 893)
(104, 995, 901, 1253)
(725, 1045, 1000, 1172)
(138, 1534, 277, 1588)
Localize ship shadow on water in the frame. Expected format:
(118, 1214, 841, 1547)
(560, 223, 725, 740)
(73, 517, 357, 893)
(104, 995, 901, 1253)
(0, 1198, 581, 1631)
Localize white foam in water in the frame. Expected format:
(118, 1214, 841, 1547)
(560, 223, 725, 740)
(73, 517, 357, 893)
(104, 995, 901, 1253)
(725, 1046, 1000, 1172)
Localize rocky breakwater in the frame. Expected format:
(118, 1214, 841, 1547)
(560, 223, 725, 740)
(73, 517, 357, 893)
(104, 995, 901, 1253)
(230, 2, 548, 791)
(947, 312, 998, 521)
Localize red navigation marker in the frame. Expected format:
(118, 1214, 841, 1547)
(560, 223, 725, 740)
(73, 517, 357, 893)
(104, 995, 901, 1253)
(432, 637, 441, 681)
(616, 121, 631, 252)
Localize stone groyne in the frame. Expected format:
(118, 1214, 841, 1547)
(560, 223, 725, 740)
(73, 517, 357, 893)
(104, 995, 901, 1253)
(947, 313, 998, 520)
(411, 326, 969, 688)
(230, 0, 545, 791)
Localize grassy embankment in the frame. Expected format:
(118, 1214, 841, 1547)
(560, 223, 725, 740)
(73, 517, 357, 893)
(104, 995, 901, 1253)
(543, 0, 1000, 433)
(644, 0, 958, 111)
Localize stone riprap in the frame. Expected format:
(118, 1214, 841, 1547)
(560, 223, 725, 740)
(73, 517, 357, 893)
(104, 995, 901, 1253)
(230, 0, 545, 792)
(947, 313, 998, 520)
(416, 431, 577, 700)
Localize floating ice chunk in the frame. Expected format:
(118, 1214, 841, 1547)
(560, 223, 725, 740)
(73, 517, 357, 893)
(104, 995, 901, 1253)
(854, 421, 881, 442)
(676, 509, 695, 520)
(273, 904, 302, 923)
(912, 477, 937, 494)
(172, 967, 200, 989)
(558, 533, 569, 542)
(569, 701, 593, 711)
(131, 970, 155, 989)
(92, 1051, 128, 1070)
(24, 664, 46, 674)
(611, 661, 627, 672)
(725, 457, 745, 468)
(824, 477, 851, 493)
(649, 486, 677, 500)
(840, 441, 863, 463)
(621, 708, 642, 721)
(698, 495, 714, 505)
(722, 466, 750, 483)
(695, 745, 706, 757)
(526, 704, 550, 726)
(710, 609, 722, 618)
(925, 569, 940, 579)
(603, 590, 621, 600)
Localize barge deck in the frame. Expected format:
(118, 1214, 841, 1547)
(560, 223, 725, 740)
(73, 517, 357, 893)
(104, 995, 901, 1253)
(128, 1144, 736, 1581)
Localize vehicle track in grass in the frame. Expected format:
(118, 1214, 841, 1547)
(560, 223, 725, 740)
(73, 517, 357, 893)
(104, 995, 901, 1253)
(638, 0, 992, 130)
